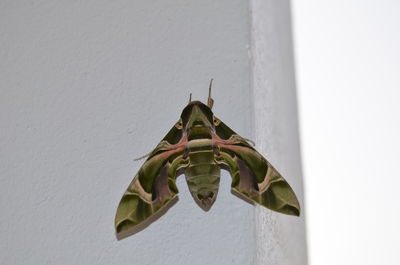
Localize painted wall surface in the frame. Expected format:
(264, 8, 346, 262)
(0, 1, 254, 264)
(250, 1, 307, 264)
(0, 1, 306, 265)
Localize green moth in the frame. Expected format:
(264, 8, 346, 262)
(115, 80, 300, 239)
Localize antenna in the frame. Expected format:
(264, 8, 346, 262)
(207, 78, 214, 109)
(188, 93, 192, 103)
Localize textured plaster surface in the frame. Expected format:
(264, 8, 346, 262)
(250, 1, 308, 265)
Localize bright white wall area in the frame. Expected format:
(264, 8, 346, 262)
(292, 1, 400, 265)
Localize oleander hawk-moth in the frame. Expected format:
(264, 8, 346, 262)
(115, 81, 300, 239)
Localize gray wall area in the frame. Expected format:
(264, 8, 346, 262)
(250, 1, 308, 264)
(0, 1, 306, 265)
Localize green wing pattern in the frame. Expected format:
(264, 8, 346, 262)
(115, 125, 188, 239)
(214, 119, 300, 216)
(115, 105, 301, 239)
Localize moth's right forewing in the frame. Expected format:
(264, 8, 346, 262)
(115, 123, 187, 239)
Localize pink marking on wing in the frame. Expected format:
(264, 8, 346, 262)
(148, 134, 189, 162)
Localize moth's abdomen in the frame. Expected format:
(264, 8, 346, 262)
(185, 150, 220, 211)
(186, 163, 220, 198)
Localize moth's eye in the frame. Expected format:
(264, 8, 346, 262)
(175, 120, 183, 129)
(213, 117, 221, 126)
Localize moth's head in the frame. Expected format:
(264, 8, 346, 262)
(179, 101, 215, 140)
(173, 79, 221, 140)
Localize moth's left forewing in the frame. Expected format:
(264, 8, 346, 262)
(213, 121, 300, 216)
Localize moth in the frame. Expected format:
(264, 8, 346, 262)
(115, 80, 300, 239)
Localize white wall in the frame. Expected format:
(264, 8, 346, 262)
(292, 1, 400, 265)
(250, 1, 307, 265)
(0, 1, 306, 264)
